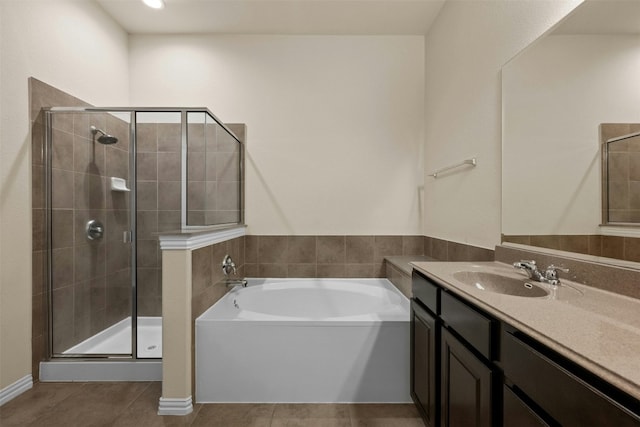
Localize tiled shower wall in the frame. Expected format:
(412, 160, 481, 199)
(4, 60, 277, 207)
(136, 121, 182, 317)
(602, 123, 640, 223)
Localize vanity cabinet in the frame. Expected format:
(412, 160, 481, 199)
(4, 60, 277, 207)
(411, 269, 640, 427)
(411, 271, 498, 427)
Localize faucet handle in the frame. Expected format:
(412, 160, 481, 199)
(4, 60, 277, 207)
(513, 260, 536, 269)
(546, 264, 569, 273)
(544, 265, 569, 284)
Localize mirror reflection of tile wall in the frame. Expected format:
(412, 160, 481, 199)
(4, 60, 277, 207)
(602, 123, 640, 224)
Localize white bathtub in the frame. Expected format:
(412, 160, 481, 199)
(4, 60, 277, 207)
(195, 278, 411, 403)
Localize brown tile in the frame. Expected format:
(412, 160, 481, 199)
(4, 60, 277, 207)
(138, 211, 158, 240)
(106, 146, 129, 179)
(558, 235, 589, 254)
(158, 210, 181, 232)
(431, 238, 448, 261)
(187, 181, 205, 211)
(32, 250, 46, 296)
(104, 209, 128, 242)
(0, 383, 86, 426)
(373, 236, 403, 264)
(629, 153, 640, 181)
(158, 152, 181, 181)
(317, 264, 346, 278)
(188, 151, 206, 181)
(245, 235, 258, 263)
(51, 248, 74, 289)
(288, 263, 316, 278)
(530, 235, 561, 250)
(51, 169, 74, 208)
(423, 236, 432, 258)
(191, 403, 274, 427)
(136, 123, 157, 153)
(137, 239, 159, 268)
(467, 245, 494, 261)
(51, 129, 74, 171)
(630, 181, 640, 210)
(624, 237, 640, 262)
(259, 263, 287, 278)
(346, 236, 374, 263)
(317, 236, 345, 263)
(447, 241, 468, 261)
(193, 246, 213, 295)
(602, 236, 625, 259)
(158, 181, 181, 211)
(402, 236, 424, 256)
(136, 181, 158, 210)
(28, 382, 149, 427)
(502, 235, 531, 245)
(216, 152, 240, 182)
(75, 243, 106, 282)
(51, 209, 74, 249)
(258, 236, 288, 263)
(587, 235, 602, 256)
(32, 208, 45, 251)
(349, 404, 420, 419)
(32, 165, 45, 209)
(217, 181, 240, 210)
(287, 236, 316, 263)
(345, 264, 376, 278)
(608, 181, 629, 210)
(157, 123, 182, 152)
(244, 263, 259, 277)
(351, 419, 425, 427)
(608, 153, 629, 182)
(273, 403, 350, 419)
(137, 152, 158, 181)
(32, 119, 45, 166)
(226, 123, 246, 144)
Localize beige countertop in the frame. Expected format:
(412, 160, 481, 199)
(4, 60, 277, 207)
(411, 261, 640, 402)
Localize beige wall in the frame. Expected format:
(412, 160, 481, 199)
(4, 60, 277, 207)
(128, 35, 425, 236)
(423, 0, 583, 250)
(0, 1, 129, 390)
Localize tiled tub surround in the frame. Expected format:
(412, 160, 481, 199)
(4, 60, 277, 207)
(244, 235, 494, 280)
(411, 260, 640, 403)
(385, 256, 433, 298)
(503, 234, 640, 263)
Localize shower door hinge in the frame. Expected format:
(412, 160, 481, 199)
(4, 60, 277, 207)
(123, 230, 132, 243)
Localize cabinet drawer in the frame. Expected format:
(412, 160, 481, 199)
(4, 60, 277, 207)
(503, 385, 549, 427)
(501, 330, 640, 426)
(412, 271, 439, 314)
(440, 291, 493, 359)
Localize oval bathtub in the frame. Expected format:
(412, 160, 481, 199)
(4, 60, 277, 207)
(195, 278, 411, 403)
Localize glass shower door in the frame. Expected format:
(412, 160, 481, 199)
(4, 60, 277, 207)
(48, 110, 134, 357)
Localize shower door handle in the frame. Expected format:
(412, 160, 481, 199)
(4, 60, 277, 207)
(123, 230, 132, 243)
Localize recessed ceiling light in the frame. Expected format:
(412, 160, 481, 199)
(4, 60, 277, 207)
(142, 0, 165, 9)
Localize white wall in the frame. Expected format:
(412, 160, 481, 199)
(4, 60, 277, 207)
(423, 0, 583, 249)
(129, 35, 425, 235)
(503, 34, 640, 235)
(0, 1, 129, 391)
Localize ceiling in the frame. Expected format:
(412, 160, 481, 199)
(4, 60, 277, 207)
(552, 0, 640, 35)
(96, 0, 446, 35)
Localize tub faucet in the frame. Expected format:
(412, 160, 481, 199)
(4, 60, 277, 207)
(513, 260, 569, 286)
(222, 254, 237, 276)
(226, 279, 247, 289)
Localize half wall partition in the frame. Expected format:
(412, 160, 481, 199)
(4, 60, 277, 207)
(43, 107, 244, 363)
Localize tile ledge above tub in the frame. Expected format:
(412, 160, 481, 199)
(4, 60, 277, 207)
(158, 225, 246, 251)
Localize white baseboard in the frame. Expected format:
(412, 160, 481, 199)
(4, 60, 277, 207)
(0, 375, 33, 406)
(158, 396, 193, 416)
(39, 360, 162, 382)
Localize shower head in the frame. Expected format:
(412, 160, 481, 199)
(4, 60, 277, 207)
(90, 125, 118, 145)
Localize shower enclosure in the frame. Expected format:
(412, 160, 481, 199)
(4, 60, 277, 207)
(43, 107, 243, 362)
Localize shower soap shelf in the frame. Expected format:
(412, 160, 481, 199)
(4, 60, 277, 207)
(110, 177, 130, 192)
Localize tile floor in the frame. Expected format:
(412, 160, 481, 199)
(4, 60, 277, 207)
(0, 382, 425, 427)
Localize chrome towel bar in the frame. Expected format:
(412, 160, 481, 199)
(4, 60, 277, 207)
(430, 157, 477, 178)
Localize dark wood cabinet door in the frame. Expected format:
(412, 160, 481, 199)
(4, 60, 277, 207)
(441, 328, 493, 427)
(411, 300, 438, 427)
(503, 385, 549, 427)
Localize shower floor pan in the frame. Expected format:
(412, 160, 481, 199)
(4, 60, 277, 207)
(63, 316, 162, 358)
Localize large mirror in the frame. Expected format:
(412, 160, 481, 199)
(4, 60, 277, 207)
(501, 0, 640, 262)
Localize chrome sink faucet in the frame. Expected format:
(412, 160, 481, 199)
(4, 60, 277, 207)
(513, 260, 569, 286)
